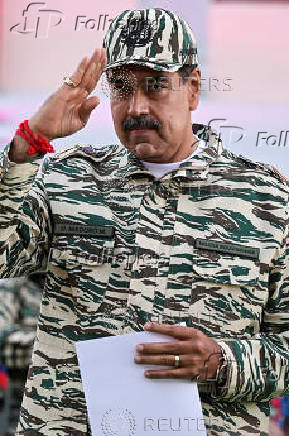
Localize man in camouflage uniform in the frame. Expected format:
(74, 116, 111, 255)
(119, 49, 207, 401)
(0, 277, 42, 435)
(0, 7, 289, 436)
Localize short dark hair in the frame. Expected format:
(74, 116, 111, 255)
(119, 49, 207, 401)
(178, 64, 197, 83)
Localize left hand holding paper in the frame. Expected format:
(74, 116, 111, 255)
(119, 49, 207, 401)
(134, 322, 222, 381)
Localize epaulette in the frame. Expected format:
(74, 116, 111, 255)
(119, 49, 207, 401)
(266, 165, 289, 184)
(50, 144, 83, 162)
(42, 145, 91, 172)
(231, 151, 289, 184)
(219, 149, 254, 167)
(45, 143, 121, 168)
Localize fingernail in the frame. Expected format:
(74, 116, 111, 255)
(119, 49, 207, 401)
(144, 322, 153, 330)
(136, 345, 144, 352)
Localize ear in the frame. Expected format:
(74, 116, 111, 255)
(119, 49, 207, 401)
(187, 67, 201, 111)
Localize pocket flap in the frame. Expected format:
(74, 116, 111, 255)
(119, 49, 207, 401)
(50, 236, 115, 265)
(193, 254, 260, 286)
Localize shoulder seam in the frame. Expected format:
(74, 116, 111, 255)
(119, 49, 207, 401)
(221, 148, 289, 185)
(49, 144, 119, 162)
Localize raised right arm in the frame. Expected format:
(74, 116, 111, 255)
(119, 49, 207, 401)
(0, 48, 106, 278)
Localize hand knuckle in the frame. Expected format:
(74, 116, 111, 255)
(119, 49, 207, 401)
(194, 340, 204, 353)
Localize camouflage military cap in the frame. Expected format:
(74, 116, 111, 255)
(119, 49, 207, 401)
(102, 8, 198, 72)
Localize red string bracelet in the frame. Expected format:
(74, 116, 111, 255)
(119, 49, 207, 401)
(15, 120, 54, 155)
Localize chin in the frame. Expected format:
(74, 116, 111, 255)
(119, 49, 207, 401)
(132, 142, 164, 160)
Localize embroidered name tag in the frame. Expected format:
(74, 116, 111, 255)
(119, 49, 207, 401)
(55, 223, 114, 238)
(195, 239, 260, 260)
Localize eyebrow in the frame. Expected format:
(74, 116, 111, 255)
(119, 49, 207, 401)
(107, 76, 125, 82)
(107, 75, 170, 83)
(148, 75, 169, 79)
(107, 70, 170, 78)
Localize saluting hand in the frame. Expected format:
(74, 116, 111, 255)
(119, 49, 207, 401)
(9, 48, 106, 163)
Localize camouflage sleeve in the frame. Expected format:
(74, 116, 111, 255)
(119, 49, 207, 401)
(0, 142, 52, 278)
(0, 278, 41, 369)
(215, 202, 289, 402)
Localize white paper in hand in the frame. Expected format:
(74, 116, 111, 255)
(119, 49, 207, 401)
(76, 331, 207, 436)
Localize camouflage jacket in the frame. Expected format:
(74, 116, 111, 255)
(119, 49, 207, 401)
(0, 124, 289, 436)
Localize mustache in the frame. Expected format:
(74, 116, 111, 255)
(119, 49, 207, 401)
(123, 116, 161, 131)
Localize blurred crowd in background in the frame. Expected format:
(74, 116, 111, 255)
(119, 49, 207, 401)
(0, 275, 44, 436)
(271, 398, 289, 436)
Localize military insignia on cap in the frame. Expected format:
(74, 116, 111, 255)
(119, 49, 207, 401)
(119, 18, 158, 47)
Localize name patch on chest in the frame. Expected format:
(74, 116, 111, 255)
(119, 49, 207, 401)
(195, 239, 260, 260)
(54, 223, 115, 238)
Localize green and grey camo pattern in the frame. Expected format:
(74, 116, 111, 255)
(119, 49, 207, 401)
(0, 124, 289, 436)
(103, 8, 198, 72)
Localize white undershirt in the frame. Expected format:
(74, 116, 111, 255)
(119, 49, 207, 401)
(140, 139, 206, 178)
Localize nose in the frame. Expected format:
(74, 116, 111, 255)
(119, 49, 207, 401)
(127, 86, 150, 117)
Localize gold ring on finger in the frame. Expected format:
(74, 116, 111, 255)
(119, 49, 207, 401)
(174, 355, 180, 368)
(63, 76, 79, 88)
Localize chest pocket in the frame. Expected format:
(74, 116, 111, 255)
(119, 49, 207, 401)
(191, 247, 264, 314)
(49, 236, 116, 317)
(193, 250, 260, 286)
(188, 248, 266, 337)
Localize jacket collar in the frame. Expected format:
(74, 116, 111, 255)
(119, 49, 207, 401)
(121, 123, 223, 181)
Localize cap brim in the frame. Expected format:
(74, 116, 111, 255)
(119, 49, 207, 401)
(104, 58, 183, 73)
